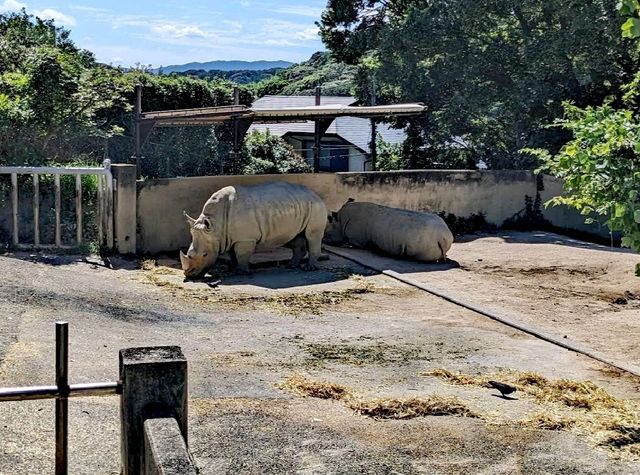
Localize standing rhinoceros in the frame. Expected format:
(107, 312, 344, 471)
(180, 182, 327, 278)
(324, 201, 454, 261)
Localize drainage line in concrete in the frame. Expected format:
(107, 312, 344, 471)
(324, 247, 640, 379)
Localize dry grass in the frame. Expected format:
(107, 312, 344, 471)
(353, 396, 479, 420)
(423, 368, 491, 387)
(303, 341, 424, 367)
(278, 375, 478, 421)
(277, 375, 353, 401)
(425, 367, 640, 458)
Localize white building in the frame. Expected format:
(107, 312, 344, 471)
(249, 95, 407, 172)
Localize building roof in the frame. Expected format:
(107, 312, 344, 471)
(249, 95, 408, 153)
(252, 95, 357, 108)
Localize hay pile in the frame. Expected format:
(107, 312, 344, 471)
(425, 367, 640, 458)
(277, 375, 353, 401)
(353, 396, 478, 420)
(278, 375, 478, 421)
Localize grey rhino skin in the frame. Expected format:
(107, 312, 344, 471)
(325, 201, 454, 261)
(181, 182, 327, 277)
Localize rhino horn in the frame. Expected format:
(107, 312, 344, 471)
(183, 211, 197, 227)
(180, 250, 190, 271)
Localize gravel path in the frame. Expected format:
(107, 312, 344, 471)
(1, 233, 639, 474)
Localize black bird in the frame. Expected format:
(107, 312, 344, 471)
(488, 380, 517, 398)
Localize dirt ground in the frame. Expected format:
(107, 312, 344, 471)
(1, 231, 640, 474)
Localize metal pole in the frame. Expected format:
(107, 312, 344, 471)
(370, 74, 377, 172)
(55, 322, 69, 475)
(134, 85, 142, 178)
(232, 87, 241, 175)
(313, 87, 321, 173)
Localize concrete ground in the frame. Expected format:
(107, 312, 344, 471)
(0, 231, 639, 474)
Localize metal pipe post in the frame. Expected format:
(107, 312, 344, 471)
(313, 87, 321, 173)
(55, 322, 69, 475)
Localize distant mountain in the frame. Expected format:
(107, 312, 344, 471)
(155, 60, 294, 74)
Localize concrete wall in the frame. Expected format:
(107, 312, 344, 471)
(136, 170, 597, 254)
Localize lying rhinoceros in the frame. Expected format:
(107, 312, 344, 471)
(180, 182, 327, 277)
(324, 201, 454, 261)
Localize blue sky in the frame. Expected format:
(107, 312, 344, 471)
(0, 0, 327, 66)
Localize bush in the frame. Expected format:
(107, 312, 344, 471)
(241, 130, 311, 175)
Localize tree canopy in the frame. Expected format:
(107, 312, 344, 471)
(319, 0, 639, 169)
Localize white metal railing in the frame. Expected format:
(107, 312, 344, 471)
(0, 160, 114, 250)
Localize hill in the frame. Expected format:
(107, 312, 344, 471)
(253, 52, 356, 97)
(179, 68, 284, 84)
(156, 60, 293, 74)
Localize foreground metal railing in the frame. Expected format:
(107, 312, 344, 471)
(0, 160, 114, 249)
(0, 322, 120, 475)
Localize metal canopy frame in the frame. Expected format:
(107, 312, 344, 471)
(132, 85, 425, 173)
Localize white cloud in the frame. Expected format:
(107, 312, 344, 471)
(269, 6, 323, 18)
(222, 20, 243, 32)
(0, 0, 27, 13)
(239, 0, 250, 7)
(150, 22, 212, 39)
(35, 8, 76, 27)
(0, 1, 76, 27)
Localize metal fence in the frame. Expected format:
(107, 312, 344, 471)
(0, 322, 119, 475)
(0, 160, 114, 250)
(0, 323, 193, 475)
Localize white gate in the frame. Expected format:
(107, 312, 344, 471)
(0, 160, 113, 250)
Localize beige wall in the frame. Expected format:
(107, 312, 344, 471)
(136, 170, 599, 254)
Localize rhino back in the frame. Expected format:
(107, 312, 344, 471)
(221, 182, 326, 251)
(340, 202, 453, 261)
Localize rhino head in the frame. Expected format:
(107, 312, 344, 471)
(323, 211, 345, 245)
(180, 211, 219, 278)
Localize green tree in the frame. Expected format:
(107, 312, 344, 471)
(533, 1, 640, 273)
(376, 134, 407, 171)
(320, 0, 638, 169)
(252, 52, 356, 97)
(0, 11, 129, 165)
(241, 130, 311, 175)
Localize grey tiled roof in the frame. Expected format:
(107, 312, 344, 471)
(249, 96, 406, 153)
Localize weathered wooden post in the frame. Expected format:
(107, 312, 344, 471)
(119, 346, 188, 475)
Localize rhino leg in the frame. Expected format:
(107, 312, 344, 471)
(233, 241, 255, 275)
(286, 234, 307, 269)
(303, 229, 323, 271)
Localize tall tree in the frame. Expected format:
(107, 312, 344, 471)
(320, 0, 638, 169)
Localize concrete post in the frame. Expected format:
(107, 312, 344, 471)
(144, 418, 197, 475)
(120, 346, 188, 475)
(111, 164, 137, 254)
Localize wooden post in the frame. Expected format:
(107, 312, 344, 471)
(11, 173, 18, 246)
(313, 86, 321, 173)
(54, 174, 61, 247)
(33, 174, 39, 247)
(120, 346, 188, 475)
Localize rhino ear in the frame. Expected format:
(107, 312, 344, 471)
(183, 211, 196, 228)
